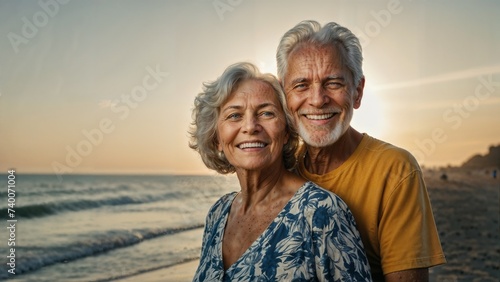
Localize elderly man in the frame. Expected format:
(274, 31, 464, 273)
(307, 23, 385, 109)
(277, 20, 446, 281)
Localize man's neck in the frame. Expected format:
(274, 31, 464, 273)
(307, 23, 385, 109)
(305, 127, 364, 175)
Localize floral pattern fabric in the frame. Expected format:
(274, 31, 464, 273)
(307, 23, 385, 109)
(193, 181, 372, 281)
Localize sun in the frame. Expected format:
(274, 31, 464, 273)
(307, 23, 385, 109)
(351, 87, 387, 139)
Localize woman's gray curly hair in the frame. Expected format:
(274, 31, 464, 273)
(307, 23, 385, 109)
(189, 62, 299, 174)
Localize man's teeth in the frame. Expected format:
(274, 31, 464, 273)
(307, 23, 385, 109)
(305, 113, 335, 120)
(239, 142, 266, 149)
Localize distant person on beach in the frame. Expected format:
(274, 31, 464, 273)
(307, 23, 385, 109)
(440, 173, 448, 181)
(189, 62, 371, 281)
(276, 20, 446, 281)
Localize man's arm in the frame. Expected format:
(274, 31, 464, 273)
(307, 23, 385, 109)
(385, 268, 429, 282)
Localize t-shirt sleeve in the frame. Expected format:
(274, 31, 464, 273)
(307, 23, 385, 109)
(378, 169, 446, 274)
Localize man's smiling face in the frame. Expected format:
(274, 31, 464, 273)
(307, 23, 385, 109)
(283, 43, 362, 147)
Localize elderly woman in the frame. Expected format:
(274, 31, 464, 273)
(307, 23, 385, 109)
(189, 62, 371, 281)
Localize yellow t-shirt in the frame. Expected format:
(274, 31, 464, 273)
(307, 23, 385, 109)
(297, 134, 446, 280)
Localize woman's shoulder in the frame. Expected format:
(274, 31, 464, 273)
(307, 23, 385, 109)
(298, 181, 350, 210)
(301, 181, 344, 200)
(207, 191, 238, 217)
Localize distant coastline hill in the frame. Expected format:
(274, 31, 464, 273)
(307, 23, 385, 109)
(462, 144, 500, 169)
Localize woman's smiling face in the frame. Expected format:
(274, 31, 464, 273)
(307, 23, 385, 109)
(217, 79, 289, 172)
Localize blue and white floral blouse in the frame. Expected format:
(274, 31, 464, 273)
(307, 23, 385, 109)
(193, 181, 372, 281)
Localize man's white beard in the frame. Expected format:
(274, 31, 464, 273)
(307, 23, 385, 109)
(297, 109, 353, 148)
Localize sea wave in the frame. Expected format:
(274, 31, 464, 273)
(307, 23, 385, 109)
(22, 183, 136, 197)
(0, 224, 204, 279)
(0, 192, 180, 219)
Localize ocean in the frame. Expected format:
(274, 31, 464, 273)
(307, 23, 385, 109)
(0, 174, 239, 281)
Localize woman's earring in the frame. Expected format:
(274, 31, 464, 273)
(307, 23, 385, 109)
(218, 150, 225, 159)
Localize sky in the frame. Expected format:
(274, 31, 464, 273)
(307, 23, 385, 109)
(1, 0, 499, 176)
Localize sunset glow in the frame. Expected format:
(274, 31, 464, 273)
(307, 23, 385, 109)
(1, 0, 499, 175)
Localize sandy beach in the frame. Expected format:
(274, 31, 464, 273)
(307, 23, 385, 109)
(116, 259, 199, 282)
(117, 169, 499, 282)
(425, 168, 499, 281)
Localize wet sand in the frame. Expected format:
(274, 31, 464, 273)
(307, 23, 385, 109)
(116, 259, 199, 282)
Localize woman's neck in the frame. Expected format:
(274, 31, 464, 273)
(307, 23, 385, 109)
(234, 166, 303, 213)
